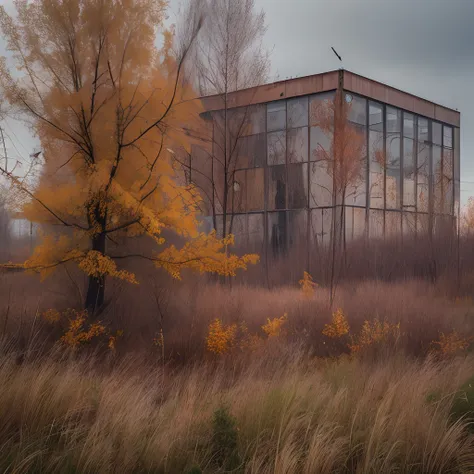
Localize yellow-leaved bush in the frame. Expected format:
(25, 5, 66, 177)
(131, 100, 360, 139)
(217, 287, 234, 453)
(41, 308, 122, 350)
(322, 308, 350, 338)
(205, 314, 289, 356)
(299, 271, 317, 297)
(61, 311, 106, 348)
(348, 319, 400, 354)
(322, 309, 400, 355)
(262, 313, 287, 338)
(206, 319, 237, 355)
(431, 331, 472, 357)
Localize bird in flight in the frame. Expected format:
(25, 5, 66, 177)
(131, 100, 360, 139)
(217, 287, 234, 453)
(331, 47, 342, 62)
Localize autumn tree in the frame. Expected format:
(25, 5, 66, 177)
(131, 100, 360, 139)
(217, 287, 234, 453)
(0, 0, 257, 312)
(176, 0, 270, 243)
(310, 88, 366, 303)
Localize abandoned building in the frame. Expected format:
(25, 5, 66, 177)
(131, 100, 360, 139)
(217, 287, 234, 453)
(187, 69, 461, 270)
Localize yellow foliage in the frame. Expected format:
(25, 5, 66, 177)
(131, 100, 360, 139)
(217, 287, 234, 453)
(156, 231, 259, 280)
(108, 330, 124, 351)
(262, 313, 287, 338)
(42, 309, 61, 323)
(42, 307, 119, 350)
(322, 308, 350, 338)
(60, 310, 106, 348)
(206, 319, 237, 355)
(431, 331, 471, 357)
(78, 251, 138, 284)
(299, 271, 317, 297)
(0, 0, 258, 293)
(348, 319, 400, 353)
(108, 337, 116, 351)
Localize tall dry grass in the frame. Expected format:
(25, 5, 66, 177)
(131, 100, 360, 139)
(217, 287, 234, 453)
(0, 344, 472, 473)
(0, 232, 474, 472)
(1, 269, 474, 362)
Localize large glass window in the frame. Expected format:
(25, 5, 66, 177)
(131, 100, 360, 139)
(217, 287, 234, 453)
(442, 148, 453, 215)
(287, 127, 308, 163)
(345, 206, 366, 241)
(417, 213, 430, 236)
(245, 105, 266, 135)
(288, 164, 308, 209)
(310, 161, 333, 208)
(347, 94, 367, 126)
(369, 125, 384, 209)
(310, 126, 332, 161)
(230, 169, 246, 212)
(432, 122, 442, 146)
(386, 107, 401, 133)
(418, 117, 429, 144)
(386, 107, 401, 210)
(215, 214, 230, 238)
(369, 102, 384, 210)
(432, 145, 442, 214)
(227, 108, 247, 144)
(212, 93, 458, 255)
(267, 131, 286, 165)
(288, 210, 307, 249)
(212, 111, 226, 165)
(309, 92, 334, 170)
(403, 113, 415, 139)
(287, 97, 308, 128)
(403, 212, 416, 236)
(309, 92, 335, 126)
(310, 124, 333, 207)
(386, 133, 401, 209)
(311, 208, 332, 247)
(247, 168, 264, 211)
(386, 211, 401, 239)
(443, 126, 453, 148)
(190, 145, 212, 215)
(353, 207, 366, 239)
(369, 102, 383, 131)
(369, 210, 384, 239)
(403, 137, 416, 210)
(236, 133, 266, 169)
(268, 211, 287, 258)
(267, 101, 286, 132)
(345, 124, 367, 207)
(417, 137, 430, 213)
(268, 165, 286, 210)
(248, 213, 264, 253)
(230, 214, 247, 247)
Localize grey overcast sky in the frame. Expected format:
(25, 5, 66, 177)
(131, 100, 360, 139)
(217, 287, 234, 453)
(1, 0, 473, 203)
(173, 0, 473, 204)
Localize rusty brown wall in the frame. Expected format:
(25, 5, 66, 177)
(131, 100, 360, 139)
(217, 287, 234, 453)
(343, 71, 460, 127)
(202, 69, 460, 127)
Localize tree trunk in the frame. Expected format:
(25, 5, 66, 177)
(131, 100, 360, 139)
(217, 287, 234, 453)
(85, 230, 106, 314)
